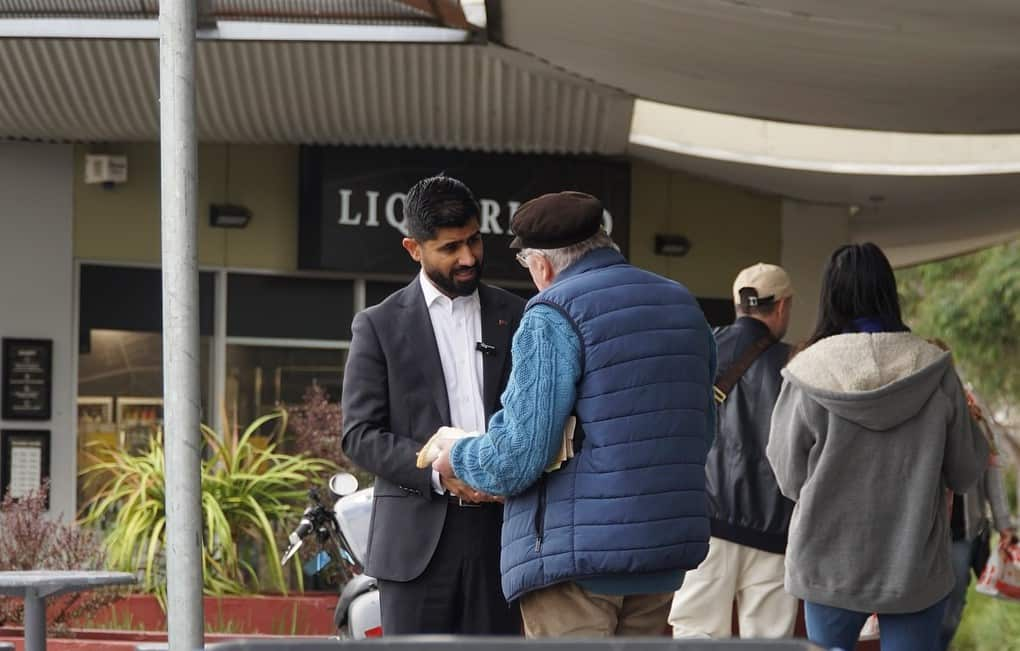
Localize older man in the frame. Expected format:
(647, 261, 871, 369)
(434, 191, 717, 637)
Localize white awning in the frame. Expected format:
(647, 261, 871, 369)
(492, 0, 1020, 133)
(490, 0, 1020, 263)
(2, 0, 1018, 265)
(0, 0, 444, 23)
(0, 38, 632, 154)
(629, 102, 1020, 266)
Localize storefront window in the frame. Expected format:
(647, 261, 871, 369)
(227, 273, 354, 340)
(77, 329, 211, 506)
(225, 344, 347, 446)
(76, 265, 357, 509)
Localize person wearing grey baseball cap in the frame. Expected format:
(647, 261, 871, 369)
(432, 190, 717, 637)
(670, 262, 797, 640)
(732, 263, 794, 317)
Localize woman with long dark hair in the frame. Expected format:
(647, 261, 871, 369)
(767, 243, 990, 650)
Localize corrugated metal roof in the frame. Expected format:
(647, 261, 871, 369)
(0, 39, 633, 154)
(0, 0, 440, 23)
(0, 0, 149, 16)
(210, 1, 434, 21)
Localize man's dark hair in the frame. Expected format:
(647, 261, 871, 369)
(806, 242, 907, 347)
(403, 175, 480, 241)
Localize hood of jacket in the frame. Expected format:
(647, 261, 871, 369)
(782, 332, 952, 431)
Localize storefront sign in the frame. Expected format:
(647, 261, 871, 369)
(2, 338, 52, 421)
(299, 147, 630, 281)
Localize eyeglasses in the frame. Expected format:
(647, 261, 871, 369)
(515, 251, 530, 268)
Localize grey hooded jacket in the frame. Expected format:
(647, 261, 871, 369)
(767, 333, 990, 614)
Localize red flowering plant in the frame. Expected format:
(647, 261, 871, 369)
(284, 384, 373, 589)
(0, 482, 123, 633)
(286, 383, 373, 489)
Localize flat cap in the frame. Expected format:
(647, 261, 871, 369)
(509, 191, 603, 249)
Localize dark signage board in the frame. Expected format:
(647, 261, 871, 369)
(2, 338, 52, 421)
(1, 429, 50, 505)
(299, 146, 631, 281)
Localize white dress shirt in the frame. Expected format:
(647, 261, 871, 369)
(419, 272, 486, 493)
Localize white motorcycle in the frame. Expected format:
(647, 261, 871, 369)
(280, 473, 382, 639)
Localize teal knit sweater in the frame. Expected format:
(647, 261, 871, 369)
(450, 304, 683, 597)
(451, 304, 580, 497)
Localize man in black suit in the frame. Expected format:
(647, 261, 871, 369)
(341, 175, 525, 635)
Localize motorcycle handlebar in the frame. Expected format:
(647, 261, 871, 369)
(281, 490, 348, 569)
(292, 518, 314, 542)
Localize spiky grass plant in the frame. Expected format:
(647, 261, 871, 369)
(79, 411, 336, 603)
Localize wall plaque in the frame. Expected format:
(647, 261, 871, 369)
(2, 338, 53, 421)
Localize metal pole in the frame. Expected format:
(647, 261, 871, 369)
(22, 589, 45, 651)
(159, 1, 205, 650)
(211, 270, 227, 435)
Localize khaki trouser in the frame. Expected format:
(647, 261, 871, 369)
(520, 581, 672, 637)
(669, 536, 798, 639)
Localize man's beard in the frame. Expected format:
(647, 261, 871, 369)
(426, 261, 483, 297)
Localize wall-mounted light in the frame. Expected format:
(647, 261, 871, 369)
(210, 145, 251, 228)
(654, 234, 691, 257)
(210, 204, 252, 228)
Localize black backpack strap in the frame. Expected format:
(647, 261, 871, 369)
(714, 334, 777, 403)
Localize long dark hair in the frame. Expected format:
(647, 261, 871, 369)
(805, 242, 906, 347)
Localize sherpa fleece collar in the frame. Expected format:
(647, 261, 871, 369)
(782, 333, 952, 431)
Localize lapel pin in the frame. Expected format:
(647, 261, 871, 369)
(498, 319, 508, 326)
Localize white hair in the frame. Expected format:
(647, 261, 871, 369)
(528, 230, 619, 275)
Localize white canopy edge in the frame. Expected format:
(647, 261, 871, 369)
(0, 18, 471, 42)
(879, 230, 1020, 268)
(631, 100, 1020, 177)
(854, 208, 1020, 268)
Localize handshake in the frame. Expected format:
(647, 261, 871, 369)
(415, 426, 502, 504)
(416, 418, 576, 473)
(415, 426, 478, 468)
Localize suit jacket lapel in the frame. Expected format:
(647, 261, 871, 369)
(479, 285, 514, 421)
(400, 280, 451, 426)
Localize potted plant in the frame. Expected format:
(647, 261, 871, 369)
(75, 411, 337, 635)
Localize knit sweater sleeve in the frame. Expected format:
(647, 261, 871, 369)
(449, 304, 582, 497)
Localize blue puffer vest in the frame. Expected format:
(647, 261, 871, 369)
(500, 247, 715, 602)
